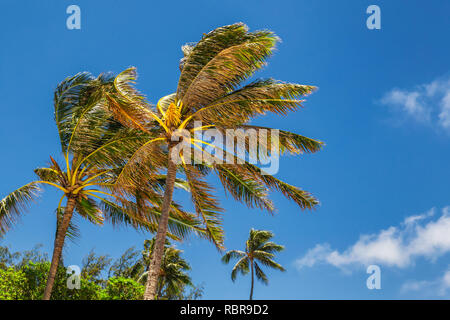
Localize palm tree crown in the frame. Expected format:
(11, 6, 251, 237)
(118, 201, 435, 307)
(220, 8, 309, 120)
(98, 22, 323, 299)
(222, 229, 285, 300)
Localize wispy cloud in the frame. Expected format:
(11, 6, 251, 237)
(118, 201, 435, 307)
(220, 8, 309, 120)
(401, 266, 450, 296)
(295, 207, 450, 270)
(380, 76, 450, 131)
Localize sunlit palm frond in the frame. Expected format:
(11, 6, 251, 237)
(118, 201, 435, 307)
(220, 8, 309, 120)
(100, 194, 206, 242)
(243, 163, 319, 210)
(179, 30, 279, 111)
(110, 67, 159, 130)
(76, 196, 104, 226)
(177, 23, 250, 99)
(196, 79, 316, 126)
(214, 165, 274, 212)
(0, 182, 41, 234)
(34, 167, 62, 184)
(111, 136, 167, 193)
(259, 242, 285, 254)
(239, 125, 324, 155)
(156, 93, 177, 119)
(203, 145, 318, 210)
(183, 165, 224, 249)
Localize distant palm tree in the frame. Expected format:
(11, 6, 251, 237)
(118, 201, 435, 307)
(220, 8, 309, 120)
(222, 229, 285, 300)
(0, 72, 204, 300)
(104, 22, 323, 299)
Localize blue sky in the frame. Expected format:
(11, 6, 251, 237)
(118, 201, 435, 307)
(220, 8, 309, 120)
(1, 0, 449, 299)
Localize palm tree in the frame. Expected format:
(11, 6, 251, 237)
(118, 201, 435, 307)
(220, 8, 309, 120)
(137, 238, 193, 299)
(222, 229, 285, 300)
(0, 72, 205, 300)
(103, 22, 323, 299)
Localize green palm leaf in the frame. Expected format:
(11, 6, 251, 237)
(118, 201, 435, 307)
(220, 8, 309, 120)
(0, 182, 41, 234)
(183, 165, 224, 249)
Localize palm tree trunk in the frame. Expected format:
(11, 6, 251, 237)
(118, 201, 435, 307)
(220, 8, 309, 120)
(43, 196, 76, 300)
(144, 152, 177, 300)
(250, 259, 254, 300)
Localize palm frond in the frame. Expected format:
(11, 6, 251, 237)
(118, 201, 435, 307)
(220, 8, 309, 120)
(221, 250, 246, 264)
(196, 79, 316, 125)
(254, 262, 269, 285)
(255, 256, 285, 272)
(110, 67, 158, 130)
(243, 163, 319, 210)
(180, 34, 279, 111)
(177, 23, 250, 99)
(54, 72, 95, 152)
(100, 194, 206, 241)
(239, 125, 324, 155)
(231, 256, 249, 281)
(248, 229, 274, 251)
(214, 165, 274, 212)
(177, 23, 279, 111)
(0, 182, 41, 234)
(183, 165, 224, 249)
(76, 196, 104, 225)
(259, 242, 285, 254)
(34, 167, 62, 184)
(156, 93, 177, 118)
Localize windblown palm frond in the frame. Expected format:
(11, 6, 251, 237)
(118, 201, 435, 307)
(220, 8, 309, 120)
(177, 23, 279, 111)
(214, 165, 274, 212)
(231, 256, 250, 282)
(0, 182, 41, 234)
(183, 165, 224, 249)
(192, 79, 316, 126)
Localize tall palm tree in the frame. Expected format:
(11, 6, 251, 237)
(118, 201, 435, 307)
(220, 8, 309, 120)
(0, 72, 205, 300)
(137, 238, 193, 299)
(103, 22, 323, 299)
(222, 229, 285, 300)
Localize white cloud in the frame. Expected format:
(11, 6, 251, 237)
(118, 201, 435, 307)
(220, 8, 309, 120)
(295, 207, 450, 270)
(401, 266, 450, 296)
(438, 92, 450, 129)
(381, 90, 430, 122)
(380, 76, 450, 131)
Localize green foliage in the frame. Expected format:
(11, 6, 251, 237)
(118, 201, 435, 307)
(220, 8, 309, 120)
(0, 241, 201, 300)
(108, 247, 140, 278)
(82, 250, 112, 283)
(0, 245, 20, 269)
(0, 267, 27, 299)
(101, 277, 144, 300)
